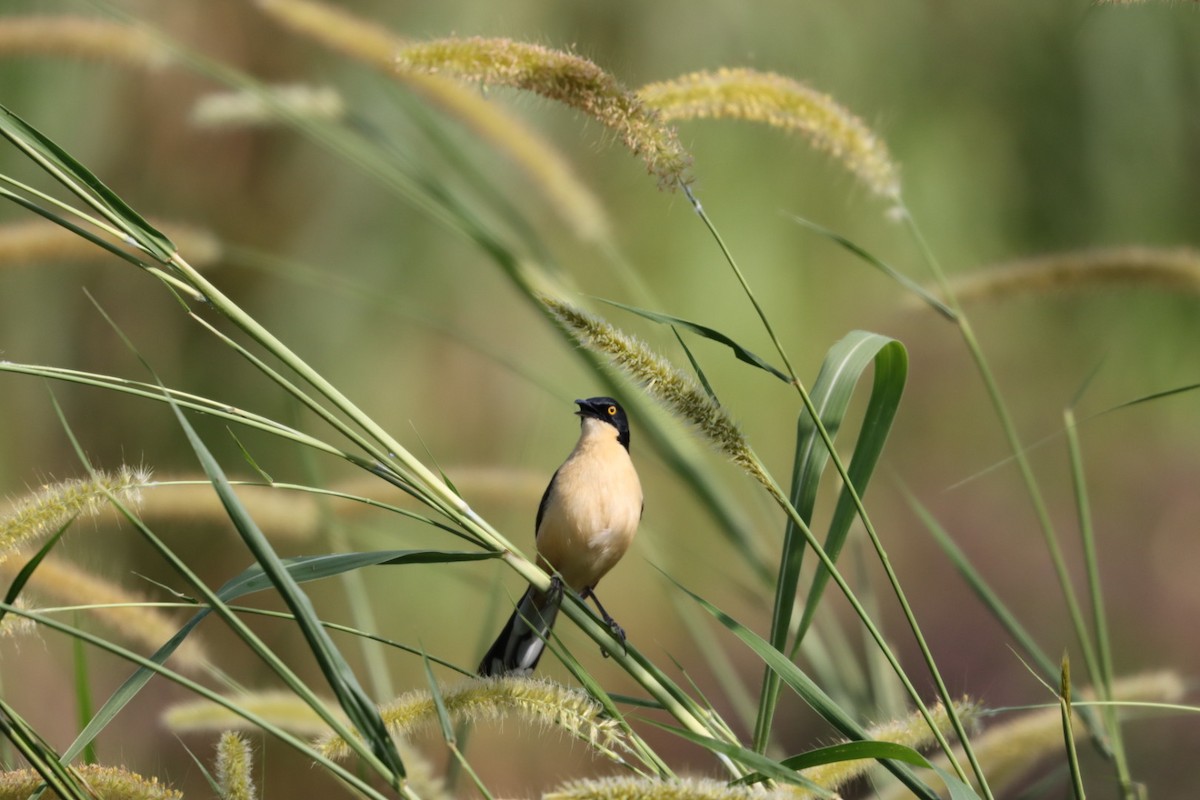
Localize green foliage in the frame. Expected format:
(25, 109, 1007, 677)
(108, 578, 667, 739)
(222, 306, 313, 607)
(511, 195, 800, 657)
(0, 2, 1196, 799)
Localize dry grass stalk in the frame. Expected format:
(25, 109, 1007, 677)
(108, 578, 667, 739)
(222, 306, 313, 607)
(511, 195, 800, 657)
(941, 246, 1200, 305)
(255, 0, 609, 240)
(0, 218, 222, 271)
(0, 16, 169, 69)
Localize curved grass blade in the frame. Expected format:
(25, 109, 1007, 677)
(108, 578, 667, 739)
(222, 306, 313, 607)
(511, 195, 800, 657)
(0, 187, 151, 270)
(789, 214, 956, 320)
(174, 407, 408, 782)
(599, 297, 790, 383)
(757, 332, 906, 750)
(643, 721, 833, 796)
(0, 103, 174, 261)
(664, 570, 943, 800)
(795, 334, 907, 643)
(734, 739, 981, 799)
(66, 546, 488, 766)
(0, 516, 75, 627)
(0, 696, 90, 800)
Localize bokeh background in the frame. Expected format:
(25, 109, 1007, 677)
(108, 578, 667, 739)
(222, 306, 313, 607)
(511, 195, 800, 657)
(1, 0, 1198, 797)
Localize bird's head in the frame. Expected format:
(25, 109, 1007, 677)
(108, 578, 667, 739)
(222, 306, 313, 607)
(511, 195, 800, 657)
(575, 396, 631, 450)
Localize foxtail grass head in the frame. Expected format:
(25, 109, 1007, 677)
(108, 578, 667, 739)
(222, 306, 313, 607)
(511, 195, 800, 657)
(316, 676, 631, 764)
(0, 765, 180, 800)
(0, 466, 149, 563)
(638, 67, 901, 201)
(541, 296, 767, 486)
(0, 16, 170, 69)
(216, 732, 257, 800)
(394, 37, 692, 188)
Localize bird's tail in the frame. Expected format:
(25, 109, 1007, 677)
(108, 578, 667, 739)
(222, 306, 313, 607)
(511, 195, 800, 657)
(477, 586, 561, 677)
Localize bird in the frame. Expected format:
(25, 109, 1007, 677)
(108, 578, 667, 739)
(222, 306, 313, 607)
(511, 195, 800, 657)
(478, 396, 643, 677)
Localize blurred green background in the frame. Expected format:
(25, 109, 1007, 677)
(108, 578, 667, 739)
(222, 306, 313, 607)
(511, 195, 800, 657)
(1, 0, 1198, 797)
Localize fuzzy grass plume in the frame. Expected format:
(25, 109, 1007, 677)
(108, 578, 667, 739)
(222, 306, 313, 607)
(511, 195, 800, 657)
(0, 598, 36, 639)
(163, 690, 344, 738)
(546, 776, 792, 800)
(191, 84, 346, 129)
(0, 554, 209, 671)
(0, 16, 169, 69)
(638, 68, 900, 200)
(0, 765, 180, 800)
(0, 466, 149, 563)
(540, 296, 765, 485)
(938, 246, 1200, 305)
(137, 481, 322, 543)
(395, 37, 692, 188)
(878, 671, 1185, 799)
(316, 676, 631, 763)
(800, 698, 977, 797)
(216, 732, 257, 800)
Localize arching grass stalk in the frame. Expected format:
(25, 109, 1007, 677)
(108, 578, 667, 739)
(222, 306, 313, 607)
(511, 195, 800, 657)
(1064, 406, 1131, 793)
(681, 188, 990, 795)
(897, 204, 1110, 739)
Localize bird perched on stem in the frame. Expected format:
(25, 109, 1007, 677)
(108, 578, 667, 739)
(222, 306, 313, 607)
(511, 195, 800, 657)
(478, 397, 643, 676)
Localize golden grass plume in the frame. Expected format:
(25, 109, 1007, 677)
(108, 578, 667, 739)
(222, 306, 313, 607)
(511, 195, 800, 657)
(937, 246, 1200, 306)
(191, 84, 346, 129)
(0, 16, 169, 69)
(0, 218, 223, 271)
(0, 765, 180, 800)
(316, 676, 631, 763)
(546, 776, 788, 800)
(879, 671, 1186, 799)
(394, 37, 691, 188)
(163, 689, 343, 738)
(800, 698, 978, 797)
(638, 67, 900, 200)
(216, 732, 257, 800)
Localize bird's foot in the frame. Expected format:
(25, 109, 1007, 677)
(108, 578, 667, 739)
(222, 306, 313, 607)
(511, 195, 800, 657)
(583, 587, 627, 658)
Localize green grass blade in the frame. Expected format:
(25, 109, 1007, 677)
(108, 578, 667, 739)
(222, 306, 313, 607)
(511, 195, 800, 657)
(1060, 657, 1087, 800)
(170, 404, 408, 785)
(421, 651, 456, 744)
(5, 602, 390, 800)
(71, 630, 97, 765)
(643, 721, 834, 796)
(796, 335, 907, 644)
(0, 187, 151, 270)
(736, 739, 981, 800)
(600, 298, 791, 382)
(909, 489, 1115, 763)
(789, 214, 956, 320)
(0, 516, 74, 627)
(0, 696, 90, 800)
(672, 327, 721, 403)
(666, 572, 943, 800)
(0, 103, 175, 261)
(1065, 407, 1131, 789)
(757, 332, 906, 750)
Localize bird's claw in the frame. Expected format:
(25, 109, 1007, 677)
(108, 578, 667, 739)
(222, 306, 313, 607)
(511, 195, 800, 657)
(599, 616, 627, 658)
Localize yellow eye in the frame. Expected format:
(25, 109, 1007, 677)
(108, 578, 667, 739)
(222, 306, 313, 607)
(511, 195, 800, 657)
(607, 405, 617, 416)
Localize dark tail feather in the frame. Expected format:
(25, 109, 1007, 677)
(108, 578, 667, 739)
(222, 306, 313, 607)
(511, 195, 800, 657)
(477, 586, 561, 676)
